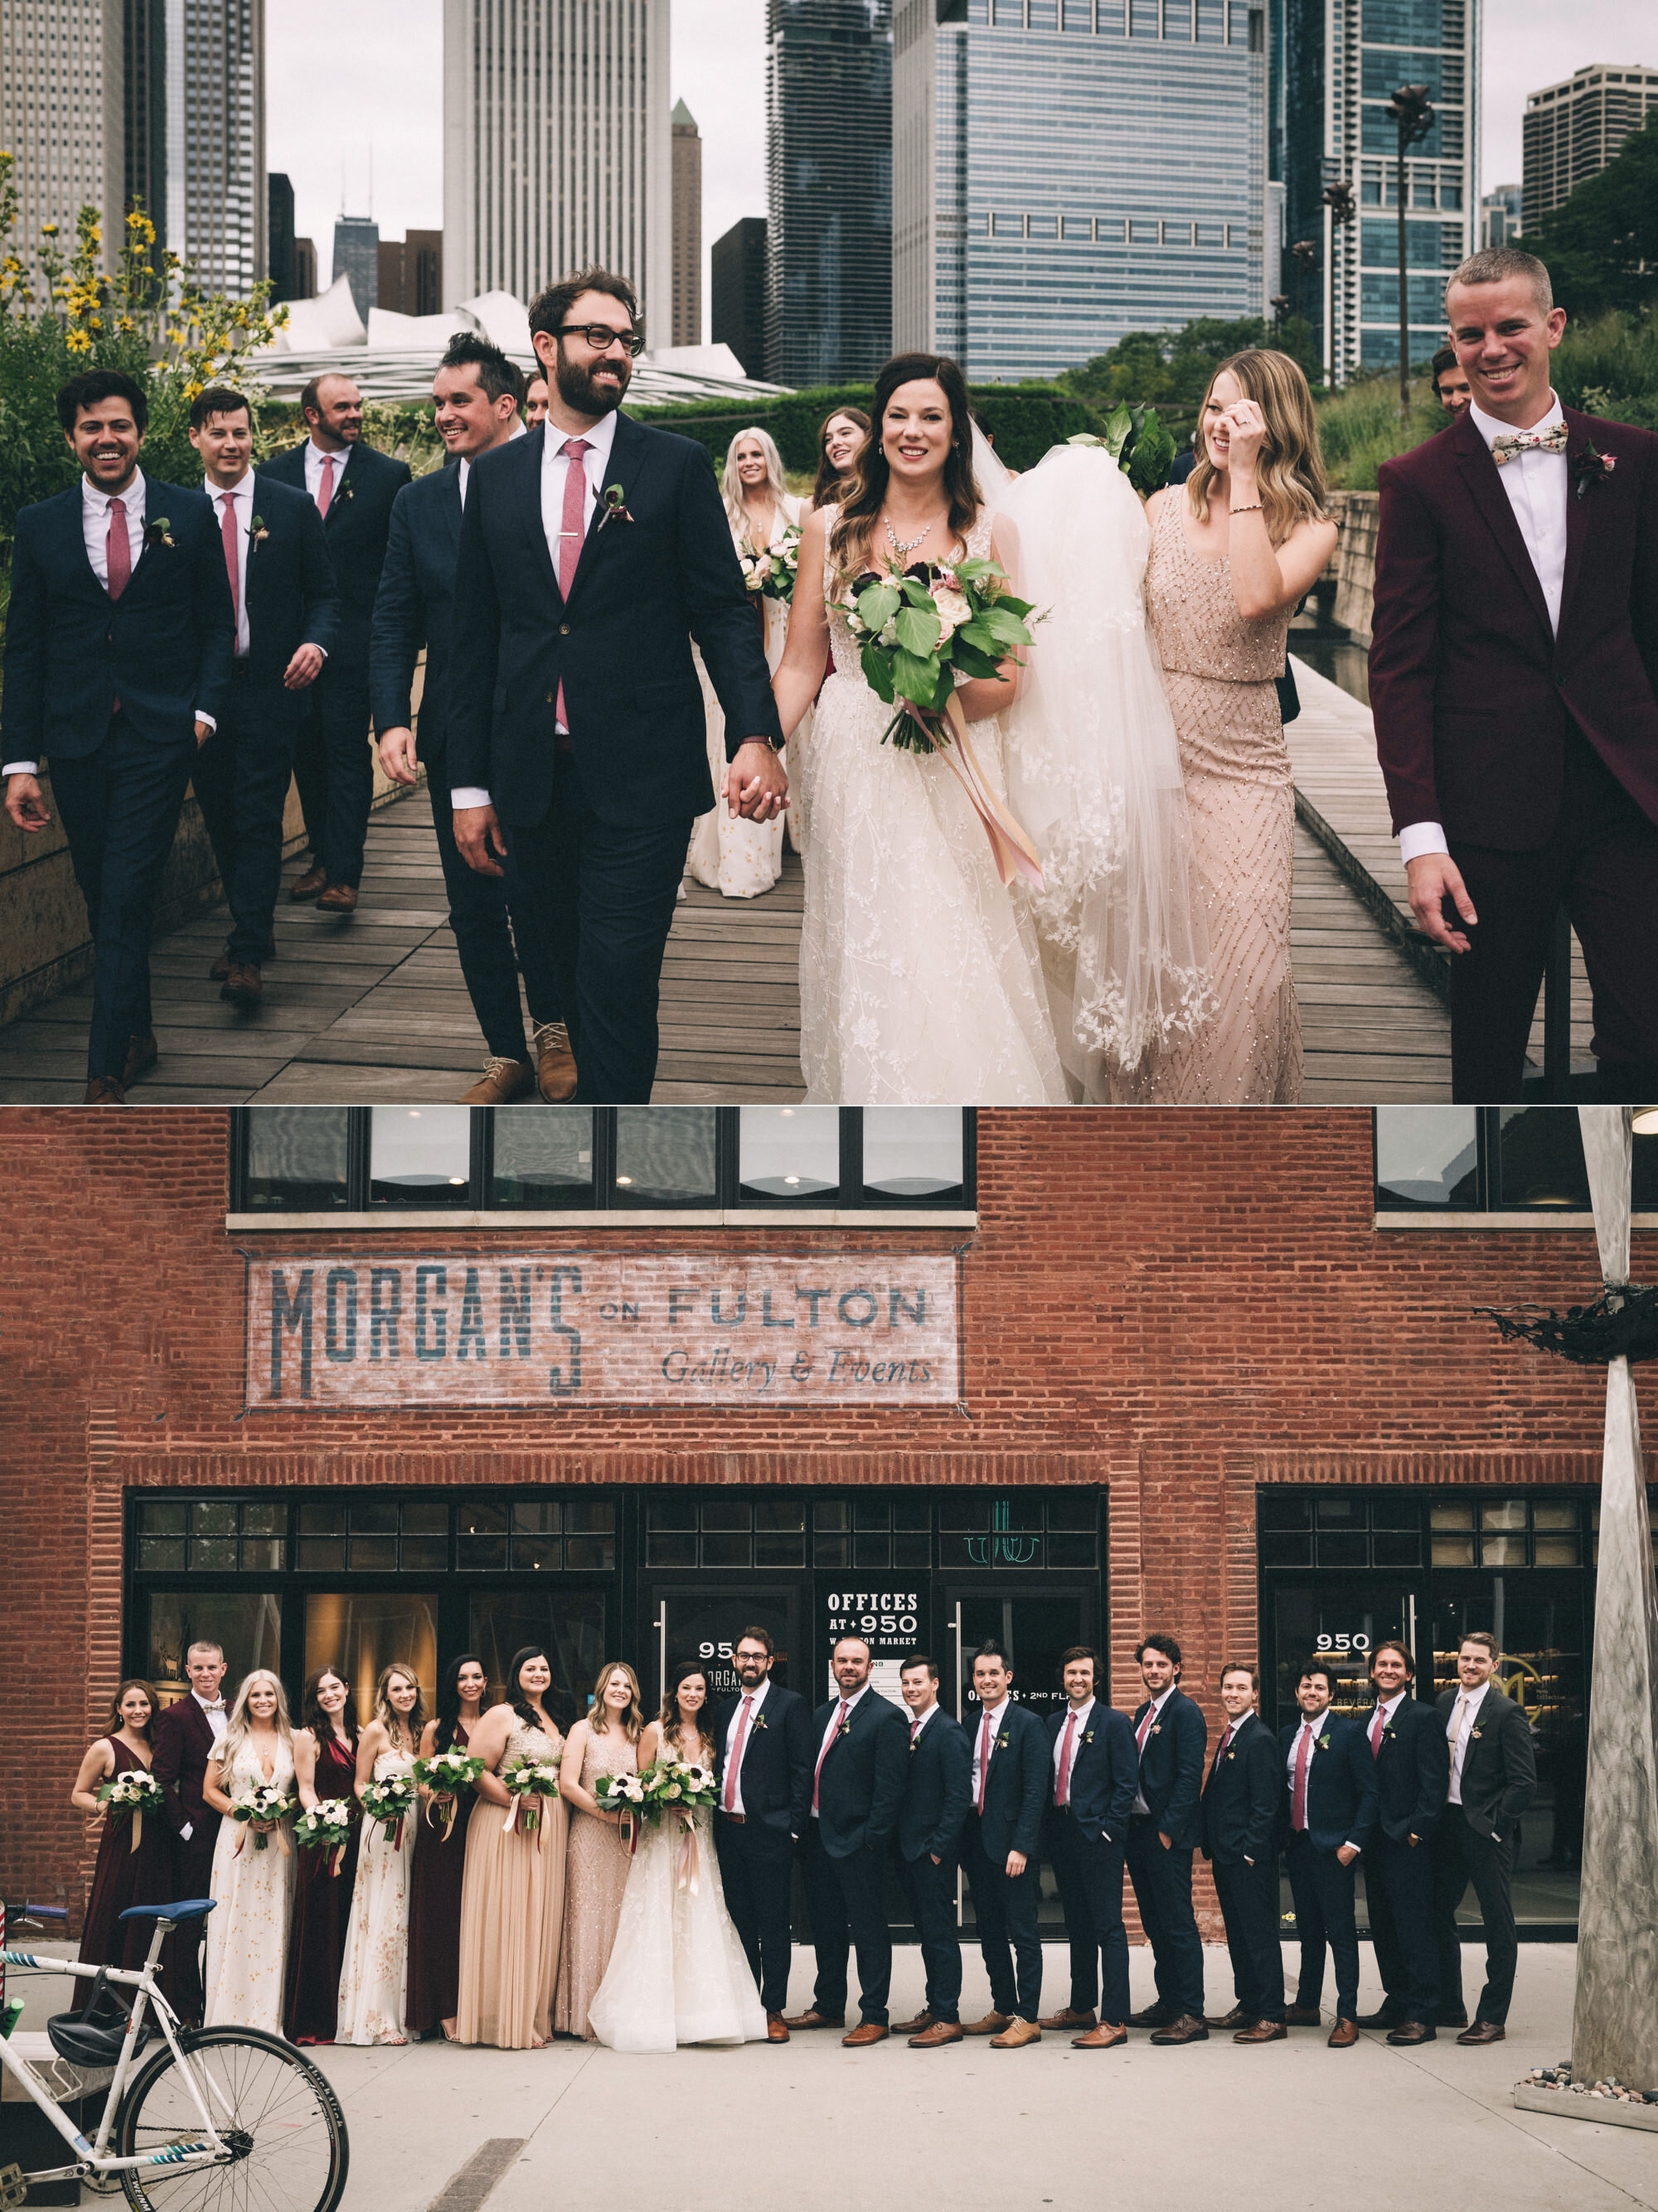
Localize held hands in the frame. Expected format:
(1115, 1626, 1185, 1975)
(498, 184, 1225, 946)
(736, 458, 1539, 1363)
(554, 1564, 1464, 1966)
(284, 643, 325, 690)
(725, 739, 788, 823)
(454, 802, 509, 878)
(379, 727, 420, 787)
(4, 773, 51, 834)
(1405, 852, 1478, 956)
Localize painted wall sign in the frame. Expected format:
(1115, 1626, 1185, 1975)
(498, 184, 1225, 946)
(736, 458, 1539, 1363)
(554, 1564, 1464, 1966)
(243, 1252, 962, 1410)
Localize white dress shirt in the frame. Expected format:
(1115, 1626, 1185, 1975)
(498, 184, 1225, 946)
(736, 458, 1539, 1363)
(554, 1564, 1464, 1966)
(455, 417, 528, 511)
(810, 1680, 871, 1817)
(1286, 1711, 1363, 1851)
(970, 1696, 1011, 1803)
(1373, 1689, 1408, 1734)
(908, 1699, 940, 1743)
(1131, 1683, 1176, 1816)
(1053, 1695, 1095, 1784)
(1399, 389, 1568, 864)
(451, 409, 622, 812)
(721, 1675, 770, 1815)
(1446, 1681, 1489, 1806)
(303, 437, 351, 506)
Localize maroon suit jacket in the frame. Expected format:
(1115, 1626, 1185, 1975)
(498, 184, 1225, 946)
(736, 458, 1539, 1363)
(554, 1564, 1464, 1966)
(152, 1694, 221, 1836)
(1369, 404, 1658, 849)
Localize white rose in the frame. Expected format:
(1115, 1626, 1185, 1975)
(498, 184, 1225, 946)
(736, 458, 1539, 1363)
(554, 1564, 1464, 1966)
(877, 617, 899, 646)
(931, 586, 972, 636)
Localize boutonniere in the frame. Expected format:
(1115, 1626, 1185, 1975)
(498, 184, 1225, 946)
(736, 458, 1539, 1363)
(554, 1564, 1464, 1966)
(144, 516, 173, 550)
(750, 1712, 768, 1733)
(1084, 1731, 1095, 1745)
(1150, 1723, 1161, 1736)
(337, 477, 355, 504)
(1315, 1737, 1330, 1751)
(837, 1721, 851, 1738)
(1225, 1750, 1236, 1761)
(599, 482, 633, 529)
(1471, 1727, 1483, 1739)
(249, 515, 269, 545)
(996, 1732, 1011, 1750)
(1573, 443, 1617, 500)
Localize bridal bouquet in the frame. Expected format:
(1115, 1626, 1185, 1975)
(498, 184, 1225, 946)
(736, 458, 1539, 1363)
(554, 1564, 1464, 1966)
(1066, 401, 1178, 495)
(834, 555, 1045, 889)
(97, 1769, 165, 1854)
(644, 1762, 720, 1894)
(414, 1748, 486, 1841)
(502, 1755, 560, 1840)
(594, 1767, 650, 1852)
(361, 1772, 417, 1851)
(739, 522, 802, 603)
(230, 1783, 295, 1856)
(293, 1798, 355, 1876)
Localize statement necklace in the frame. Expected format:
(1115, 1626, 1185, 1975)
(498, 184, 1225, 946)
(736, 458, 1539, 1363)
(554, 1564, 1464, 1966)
(884, 512, 937, 559)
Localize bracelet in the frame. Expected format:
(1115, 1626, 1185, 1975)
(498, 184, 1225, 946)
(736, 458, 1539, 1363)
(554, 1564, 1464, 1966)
(1229, 502, 1263, 515)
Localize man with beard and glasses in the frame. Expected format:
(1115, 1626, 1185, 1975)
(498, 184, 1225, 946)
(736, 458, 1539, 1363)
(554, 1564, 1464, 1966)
(446, 266, 786, 1101)
(712, 1625, 812, 2041)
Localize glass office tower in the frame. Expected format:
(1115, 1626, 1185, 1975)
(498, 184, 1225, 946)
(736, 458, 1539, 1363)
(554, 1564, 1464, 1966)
(894, 0, 1267, 382)
(1284, 0, 1480, 383)
(765, 0, 894, 385)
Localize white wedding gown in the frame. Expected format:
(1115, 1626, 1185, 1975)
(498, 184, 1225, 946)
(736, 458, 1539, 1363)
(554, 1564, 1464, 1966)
(336, 1746, 417, 2045)
(586, 1802, 768, 2052)
(202, 1737, 295, 2035)
(797, 506, 1067, 1105)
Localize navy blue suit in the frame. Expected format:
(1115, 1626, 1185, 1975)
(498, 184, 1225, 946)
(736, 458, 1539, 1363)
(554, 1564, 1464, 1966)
(1276, 1710, 1378, 2020)
(1431, 1685, 1535, 2026)
(261, 439, 410, 888)
(961, 1700, 1048, 2023)
(1044, 1701, 1137, 2024)
(1365, 1693, 1451, 2023)
(2, 474, 233, 1082)
(1200, 1711, 1286, 2023)
(1125, 1687, 1208, 2021)
(191, 473, 339, 965)
(370, 459, 558, 1058)
(711, 1680, 812, 2016)
(802, 1687, 908, 2025)
(445, 416, 784, 1101)
(895, 1706, 971, 2024)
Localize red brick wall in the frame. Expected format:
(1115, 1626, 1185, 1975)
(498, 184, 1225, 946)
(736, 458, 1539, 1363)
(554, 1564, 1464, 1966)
(2, 1105, 1649, 1926)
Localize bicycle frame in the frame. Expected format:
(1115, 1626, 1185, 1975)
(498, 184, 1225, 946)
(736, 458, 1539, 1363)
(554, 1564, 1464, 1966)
(0, 1919, 230, 2185)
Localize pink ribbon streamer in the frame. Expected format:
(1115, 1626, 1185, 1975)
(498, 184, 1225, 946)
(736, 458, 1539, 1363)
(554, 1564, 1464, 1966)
(899, 693, 1045, 892)
(674, 1812, 701, 1895)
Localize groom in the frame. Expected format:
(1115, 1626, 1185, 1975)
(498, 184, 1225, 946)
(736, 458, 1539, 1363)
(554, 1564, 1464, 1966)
(446, 267, 787, 1101)
(1369, 245, 1658, 1101)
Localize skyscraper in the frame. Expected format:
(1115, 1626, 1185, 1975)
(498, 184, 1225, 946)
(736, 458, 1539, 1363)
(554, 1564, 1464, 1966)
(712, 215, 768, 377)
(1523, 63, 1658, 228)
(670, 98, 701, 346)
(1480, 182, 1520, 248)
(378, 232, 445, 317)
(442, 0, 671, 322)
(765, 0, 892, 386)
(894, 0, 1266, 381)
(1283, 0, 1480, 385)
(123, 0, 266, 293)
(268, 172, 297, 300)
(332, 215, 380, 321)
(0, 2, 126, 281)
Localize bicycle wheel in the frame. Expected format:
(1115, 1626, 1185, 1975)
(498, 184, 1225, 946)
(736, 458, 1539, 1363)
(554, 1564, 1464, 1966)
(114, 2026, 347, 2212)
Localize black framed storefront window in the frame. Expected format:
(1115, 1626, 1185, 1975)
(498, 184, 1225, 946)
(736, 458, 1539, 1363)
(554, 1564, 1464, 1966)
(1373, 1107, 1658, 1213)
(230, 1107, 976, 1214)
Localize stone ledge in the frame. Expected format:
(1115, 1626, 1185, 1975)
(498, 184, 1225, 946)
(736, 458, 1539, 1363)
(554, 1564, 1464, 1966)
(1513, 2082, 1658, 2129)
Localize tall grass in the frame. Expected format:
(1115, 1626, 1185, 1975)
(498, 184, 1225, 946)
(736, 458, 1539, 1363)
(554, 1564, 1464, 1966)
(1316, 375, 1443, 491)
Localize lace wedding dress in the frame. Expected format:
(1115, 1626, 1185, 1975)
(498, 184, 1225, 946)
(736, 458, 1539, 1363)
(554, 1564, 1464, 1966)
(797, 506, 1066, 1104)
(336, 1744, 417, 2045)
(201, 1736, 295, 2034)
(587, 1761, 768, 2052)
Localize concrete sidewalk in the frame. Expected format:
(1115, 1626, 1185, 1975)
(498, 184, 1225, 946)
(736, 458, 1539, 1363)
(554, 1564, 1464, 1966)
(11, 1943, 1655, 2211)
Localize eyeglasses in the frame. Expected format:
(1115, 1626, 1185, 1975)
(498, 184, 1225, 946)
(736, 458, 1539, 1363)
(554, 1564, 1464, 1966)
(556, 324, 645, 357)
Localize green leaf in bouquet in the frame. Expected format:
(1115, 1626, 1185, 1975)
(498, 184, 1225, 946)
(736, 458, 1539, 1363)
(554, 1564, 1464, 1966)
(981, 604, 1035, 645)
(954, 556, 1001, 583)
(1101, 402, 1134, 461)
(1065, 432, 1106, 449)
(890, 646, 945, 707)
(1127, 409, 1177, 495)
(860, 640, 897, 702)
(893, 604, 942, 656)
(855, 582, 900, 631)
(897, 575, 937, 608)
(951, 639, 1004, 681)
(955, 618, 1001, 655)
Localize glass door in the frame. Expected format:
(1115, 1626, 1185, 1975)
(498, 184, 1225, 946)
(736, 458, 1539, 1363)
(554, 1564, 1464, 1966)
(640, 1582, 804, 1712)
(1268, 1579, 1428, 1732)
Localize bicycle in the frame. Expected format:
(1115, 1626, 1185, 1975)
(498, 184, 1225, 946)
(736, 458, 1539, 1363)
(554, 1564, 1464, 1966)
(1, 1897, 348, 2212)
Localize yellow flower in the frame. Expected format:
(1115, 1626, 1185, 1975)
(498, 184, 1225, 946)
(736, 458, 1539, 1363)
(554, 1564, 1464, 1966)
(65, 330, 91, 354)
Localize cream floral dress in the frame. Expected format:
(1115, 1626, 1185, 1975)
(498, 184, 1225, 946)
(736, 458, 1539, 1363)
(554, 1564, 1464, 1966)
(201, 1735, 296, 2035)
(336, 1744, 417, 2045)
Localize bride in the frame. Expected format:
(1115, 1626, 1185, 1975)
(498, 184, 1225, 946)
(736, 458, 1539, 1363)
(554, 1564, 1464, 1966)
(586, 1660, 768, 2052)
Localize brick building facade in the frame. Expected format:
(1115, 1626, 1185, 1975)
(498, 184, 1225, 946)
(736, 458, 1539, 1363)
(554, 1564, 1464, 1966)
(2, 1104, 1651, 1938)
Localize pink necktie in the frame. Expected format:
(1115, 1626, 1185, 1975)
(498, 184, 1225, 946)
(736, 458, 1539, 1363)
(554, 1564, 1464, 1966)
(722, 1696, 753, 1812)
(1210, 1723, 1235, 1781)
(910, 1717, 921, 1747)
(105, 496, 131, 601)
(220, 494, 240, 641)
(316, 453, 335, 516)
(554, 438, 589, 730)
(812, 1701, 847, 1816)
(977, 1711, 992, 1813)
(1292, 1725, 1313, 1831)
(1370, 1705, 1386, 1759)
(1136, 1706, 1153, 1755)
(1054, 1711, 1077, 1808)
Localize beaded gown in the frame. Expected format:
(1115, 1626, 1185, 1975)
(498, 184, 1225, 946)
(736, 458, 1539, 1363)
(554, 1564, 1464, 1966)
(336, 1743, 417, 2045)
(201, 1735, 296, 2035)
(456, 1718, 567, 2048)
(75, 1737, 172, 2005)
(1132, 493, 1302, 1103)
(555, 1726, 638, 2038)
(407, 1721, 474, 2035)
(283, 1730, 361, 2043)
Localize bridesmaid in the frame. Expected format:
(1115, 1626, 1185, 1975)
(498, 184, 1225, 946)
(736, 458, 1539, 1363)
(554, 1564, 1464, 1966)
(812, 406, 871, 508)
(337, 1663, 423, 2045)
(1134, 349, 1336, 1104)
(555, 1661, 642, 2040)
(457, 1646, 568, 2049)
(409, 1653, 487, 2041)
(283, 1666, 360, 2044)
(201, 1671, 297, 2033)
(70, 1679, 172, 2006)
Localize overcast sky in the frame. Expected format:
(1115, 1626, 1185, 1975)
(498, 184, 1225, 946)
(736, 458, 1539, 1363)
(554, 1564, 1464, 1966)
(268, 0, 1645, 322)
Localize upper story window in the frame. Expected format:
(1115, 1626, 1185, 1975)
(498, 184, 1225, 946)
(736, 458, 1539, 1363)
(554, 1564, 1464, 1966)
(231, 1107, 974, 1217)
(1373, 1108, 1658, 1217)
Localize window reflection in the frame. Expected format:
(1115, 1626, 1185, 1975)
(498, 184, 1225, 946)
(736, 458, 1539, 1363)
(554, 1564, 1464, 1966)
(369, 1108, 472, 1206)
(468, 1592, 608, 1730)
(245, 1108, 349, 1209)
(147, 1593, 282, 1707)
(614, 1108, 716, 1205)
(863, 1108, 963, 1198)
(739, 1106, 839, 1198)
(304, 1592, 438, 1718)
(1374, 1107, 1478, 1208)
(1496, 1109, 1590, 1209)
(491, 1108, 594, 1208)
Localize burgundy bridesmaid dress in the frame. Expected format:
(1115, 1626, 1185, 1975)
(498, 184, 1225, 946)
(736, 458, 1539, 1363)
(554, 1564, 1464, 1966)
(407, 1721, 475, 2036)
(282, 1731, 361, 2044)
(75, 1738, 172, 2009)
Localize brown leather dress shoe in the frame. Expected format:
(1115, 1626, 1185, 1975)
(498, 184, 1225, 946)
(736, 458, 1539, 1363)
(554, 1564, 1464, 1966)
(288, 864, 327, 902)
(1040, 2006, 1097, 2031)
(1149, 2015, 1210, 2045)
(962, 2011, 1012, 2036)
(1386, 2021, 1436, 2045)
(84, 1077, 126, 1104)
(458, 1056, 534, 1105)
(221, 961, 263, 1009)
(1127, 2001, 1175, 2029)
(1284, 2006, 1324, 2026)
(211, 947, 233, 980)
(1437, 2007, 1469, 2028)
(1327, 2017, 1359, 2047)
(1234, 2020, 1288, 2043)
(123, 1033, 158, 1087)
(1205, 2005, 1249, 2029)
(765, 2014, 789, 2044)
(1456, 2020, 1505, 2045)
(909, 2021, 963, 2048)
(989, 2017, 1040, 2049)
(892, 2011, 935, 2037)
(841, 2022, 889, 2047)
(781, 2011, 844, 2031)
(533, 1019, 578, 1102)
(1073, 2023, 1128, 2050)
(316, 881, 357, 913)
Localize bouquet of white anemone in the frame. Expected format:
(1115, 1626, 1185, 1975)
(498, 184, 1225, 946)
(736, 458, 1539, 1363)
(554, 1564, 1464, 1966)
(293, 1797, 355, 1875)
(502, 1755, 560, 1841)
(414, 1747, 486, 1840)
(230, 1782, 296, 1855)
(361, 1771, 417, 1851)
(740, 521, 802, 603)
(96, 1768, 166, 1854)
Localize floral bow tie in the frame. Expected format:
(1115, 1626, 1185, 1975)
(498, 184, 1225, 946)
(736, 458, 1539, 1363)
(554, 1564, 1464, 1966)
(1491, 424, 1568, 466)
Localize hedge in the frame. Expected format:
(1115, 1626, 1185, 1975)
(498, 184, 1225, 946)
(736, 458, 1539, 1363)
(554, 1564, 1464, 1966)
(628, 381, 1110, 474)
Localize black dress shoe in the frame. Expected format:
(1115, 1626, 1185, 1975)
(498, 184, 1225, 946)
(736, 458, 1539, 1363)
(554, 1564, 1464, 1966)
(1127, 2001, 1175, 2029)
(1437, 2007, 1469, 2028)
(1355, 2008, 1400, 2030)
(1148, 2014, 1210, 2045)
(1386, 2021, 1436, 2045)
(1284, 2006, 1324, 2026)
(1456, 2020, 1505, 2045)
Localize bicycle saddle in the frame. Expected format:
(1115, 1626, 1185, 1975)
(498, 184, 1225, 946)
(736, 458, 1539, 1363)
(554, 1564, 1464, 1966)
(46, 1973, 151, 2069)
(117, 1899, 216, 1923)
